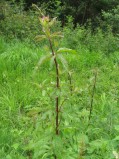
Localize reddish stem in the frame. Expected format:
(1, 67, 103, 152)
(48, 38, 59, 135)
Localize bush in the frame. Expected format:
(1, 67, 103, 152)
(102, 5, 119, 34)
(62, 25, 119, 54)
(0, 1, 118, 55)
(0, 1, 40, 40)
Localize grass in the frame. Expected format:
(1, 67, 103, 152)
(0, 37, 119, 159)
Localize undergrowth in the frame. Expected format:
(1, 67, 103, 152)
(0, 35, 119, 158)
(0, 1, 119, 159)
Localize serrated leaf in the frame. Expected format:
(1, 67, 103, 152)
(34, 54, 52, 71)
(35, 35, 46, 42)
(27, 107, 41, 117)
(57, 48, 76, 54)
(50, 32, 64, 38)
(49, 17, 57, 26)
(57, 54, 68, 71)
(49, 55, 55, 69)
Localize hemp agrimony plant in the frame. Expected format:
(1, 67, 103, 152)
(33, 4, 75, 140)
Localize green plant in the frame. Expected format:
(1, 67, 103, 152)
(0, 33, 119, 159)
(0, 1, 40, 40)
(88, 69, 98, 122)
(102, 5, 119, 34)
(33, 4, 76, 158)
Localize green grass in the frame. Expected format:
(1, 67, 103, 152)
(0, 37, 119, 159)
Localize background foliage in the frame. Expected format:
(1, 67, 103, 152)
(0, 1, 119, 54)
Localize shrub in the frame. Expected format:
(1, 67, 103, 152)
(62, 25, 119, 54)
(102, 5, 119, 34)
(0, 1, 40, 40)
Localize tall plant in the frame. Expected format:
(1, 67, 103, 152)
(33, 4, 75, 158)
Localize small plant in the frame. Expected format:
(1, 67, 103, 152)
(88, 69, 98, 122)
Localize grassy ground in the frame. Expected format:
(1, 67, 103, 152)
(0, 37, 119, 159)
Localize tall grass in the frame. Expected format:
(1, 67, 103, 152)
(0, 36, 119, 158)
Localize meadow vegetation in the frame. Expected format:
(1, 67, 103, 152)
(0, 1, 119, 159)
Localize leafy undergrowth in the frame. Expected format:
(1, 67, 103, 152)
(0, 37, 119, 159)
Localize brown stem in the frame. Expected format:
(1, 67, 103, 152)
(68, 72, 73, 96)
(89, 70, 97, 122)
(59, 98, 67, 113)
(58, 98, 68, 127)
(48, 38, 59, 135)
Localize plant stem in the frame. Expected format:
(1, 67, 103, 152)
(48, 38, 59, 135)
(89, 70, 97, 122)
(68, 72, 73, 96)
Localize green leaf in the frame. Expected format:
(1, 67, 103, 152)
(49, 17, 57, 26)
(12, 143, 19, 150)
(57, 48, 76, 54)
(6, 155, 12, 159)
(49, 55, 55, 69)
(57, 54, 68, 71)
(115, 125, 119, 132)
(113, 136, 119, 141)
(34, 54, 52, 71)
(42, 90, 46, 96)
(27, 107, 41, 117)
(50, 32, 64, 38)
(35, 35, 47, 42)
(53, 136, 63, 157)
(78, 134, 89, 144)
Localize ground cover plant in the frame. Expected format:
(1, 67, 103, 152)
(0, 33, 119, 159)
(0, 2, 119, 159)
